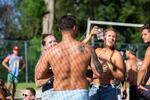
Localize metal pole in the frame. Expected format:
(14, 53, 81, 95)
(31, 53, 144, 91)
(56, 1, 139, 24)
(24, 41, 28, 82)
(89, 20, 144, 27)
(86, 18, 91, 37)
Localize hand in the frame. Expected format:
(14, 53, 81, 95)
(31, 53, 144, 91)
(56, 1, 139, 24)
(100, 58, 114, 71)
(8, 68, 12, 72)
(102, 63, 110, 73)
(137, 85, 149, 92)
(90, 26, 100, 35)
(122, 90, 127, 99)
(106, 61, 114, 70)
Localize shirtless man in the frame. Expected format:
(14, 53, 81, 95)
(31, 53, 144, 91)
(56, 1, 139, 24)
(123, 45, 142, 100)
(89, 27, 124, 100)
(35, 34, 57, 100)
(137, 24, 150, 100)
(35, 15, 102, 100)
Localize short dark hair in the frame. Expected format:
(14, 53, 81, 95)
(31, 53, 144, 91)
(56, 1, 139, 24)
(26, 87, 36, 96)
(141, 24, 150, 32)
(126, 44, 137, 55)
(42, 34, 54, 46)
(58, 15, 76, 31)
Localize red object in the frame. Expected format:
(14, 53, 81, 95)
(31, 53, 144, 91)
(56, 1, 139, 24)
(13, 46, 19, 51)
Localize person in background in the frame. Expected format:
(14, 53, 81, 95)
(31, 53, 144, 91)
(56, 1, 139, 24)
(22, 87, 36, 100)
(122, 45, 143, 100)
(137, 24, 150, 100)
(35, 34, 57, 100)
(41, 34, 57, 54)
(2, 45, 25, 99)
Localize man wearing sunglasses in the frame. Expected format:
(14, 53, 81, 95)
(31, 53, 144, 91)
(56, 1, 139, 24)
(23, 87, 36, 100)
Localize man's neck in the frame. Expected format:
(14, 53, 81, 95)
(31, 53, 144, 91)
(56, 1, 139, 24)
(129, 54, 137, 60)
(104, 46, 114, 51)
(62, 31, 74, 41)
(13, 53, 18, 56)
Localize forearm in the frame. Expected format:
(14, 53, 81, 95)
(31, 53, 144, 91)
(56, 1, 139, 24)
(137, 69, 146, 85)
(35, 67, 53, 87)
(2, 62, 9, 71)
(111, 70, 124, 81)
(122, 80, 127, 91)
(35, 78, 51, 87)
(107, 62, 124, 81)
(82, 34, 92, 43)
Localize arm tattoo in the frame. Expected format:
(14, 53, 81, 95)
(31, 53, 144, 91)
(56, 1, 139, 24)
(79, 45, 85, 52)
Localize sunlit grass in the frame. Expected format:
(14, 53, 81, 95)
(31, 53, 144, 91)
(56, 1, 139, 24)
(16, 82, 36, 89)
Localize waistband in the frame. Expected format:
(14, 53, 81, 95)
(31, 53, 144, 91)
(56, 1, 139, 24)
(99, 84, 112, 88)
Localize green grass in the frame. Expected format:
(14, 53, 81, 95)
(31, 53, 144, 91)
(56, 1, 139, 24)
(16, 82, 36, 90)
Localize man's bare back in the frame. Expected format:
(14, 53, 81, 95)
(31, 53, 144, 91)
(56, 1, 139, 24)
(35, 15, 102, 93)
(49, 40, 92, 90)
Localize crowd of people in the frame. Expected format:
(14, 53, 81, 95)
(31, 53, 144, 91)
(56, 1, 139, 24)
(0, 14, 150, 100)
(35, 15, 150, 100)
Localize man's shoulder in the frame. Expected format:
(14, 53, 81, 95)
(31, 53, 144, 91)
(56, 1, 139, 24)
(111, 50, 123, 63)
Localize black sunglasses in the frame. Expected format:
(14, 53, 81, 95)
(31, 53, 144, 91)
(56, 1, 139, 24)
(23, 93, 28, 97)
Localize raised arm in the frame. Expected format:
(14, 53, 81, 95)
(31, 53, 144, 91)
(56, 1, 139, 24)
(137, 47, 150, 85)
(82, 26, 98, 43)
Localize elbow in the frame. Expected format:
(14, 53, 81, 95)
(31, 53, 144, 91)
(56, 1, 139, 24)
(35, 81, 40, 88)
(35, 68, 43, 80)
(36, 74, 42, 80)
(115, 72, 124, 81)
(2, 61, 5, 66)
(120, 73, 124, 81)
(35, 77, 41, 88)
(120, 75, 124, 82)
(35, 71, 42, 80)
